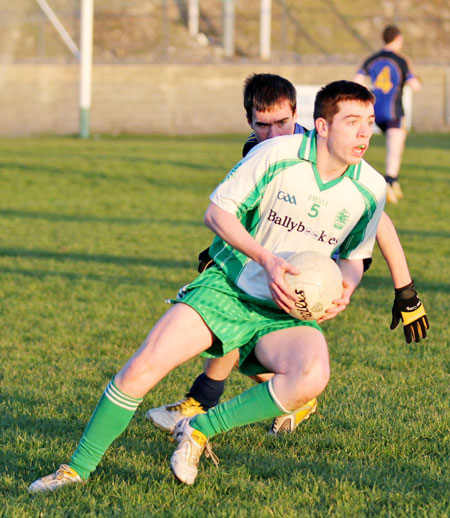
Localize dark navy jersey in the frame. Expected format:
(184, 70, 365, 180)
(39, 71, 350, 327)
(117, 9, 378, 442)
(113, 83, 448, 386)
(357, 50, 415, 123)
(242, 122, 307, 157)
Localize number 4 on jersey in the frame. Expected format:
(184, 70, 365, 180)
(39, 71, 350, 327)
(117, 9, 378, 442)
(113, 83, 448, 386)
(374, 66, 393, 94)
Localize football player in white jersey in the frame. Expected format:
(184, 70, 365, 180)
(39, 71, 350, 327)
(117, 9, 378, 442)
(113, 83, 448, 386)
(146, 73, 429, 437)
(28, 80, 426, 492)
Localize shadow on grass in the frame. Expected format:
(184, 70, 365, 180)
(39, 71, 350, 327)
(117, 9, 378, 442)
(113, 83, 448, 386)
(0, 158, 217, 188)
(0, 247, 194, 270)
(396, 227, 450, 239)
(215, 445, 446, 504)
(360, 273, 448, 294)
(0, 266, 186, 291)
(405, 134, 450, 151)
(1, 400, 174, 488)
(0, 209, 205, 227)
(401, 161, 450, 174)
(7, 396, 447, 508)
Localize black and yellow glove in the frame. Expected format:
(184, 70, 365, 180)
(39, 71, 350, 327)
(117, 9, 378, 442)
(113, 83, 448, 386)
(390, 281, 429, 343)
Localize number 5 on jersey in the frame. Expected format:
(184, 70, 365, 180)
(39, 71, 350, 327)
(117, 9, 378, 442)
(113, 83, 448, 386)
(308, 203, 320, 218)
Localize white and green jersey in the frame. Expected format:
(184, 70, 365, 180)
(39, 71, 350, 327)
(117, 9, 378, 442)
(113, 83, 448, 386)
(209, 130, 386, 301)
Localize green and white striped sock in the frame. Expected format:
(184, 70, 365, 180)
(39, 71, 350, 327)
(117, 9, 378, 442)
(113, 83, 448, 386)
(69, 378, 142, 480)
(190, 380, 286, 438)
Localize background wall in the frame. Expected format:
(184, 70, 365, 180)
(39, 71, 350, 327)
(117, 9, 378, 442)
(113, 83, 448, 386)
(0, 64, 448, 136)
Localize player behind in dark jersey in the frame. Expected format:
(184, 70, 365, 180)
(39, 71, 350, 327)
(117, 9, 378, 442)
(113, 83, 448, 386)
(241, 73, 306, 157)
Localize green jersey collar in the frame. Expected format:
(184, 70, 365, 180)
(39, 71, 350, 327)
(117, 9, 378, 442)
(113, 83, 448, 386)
(299, 129, 362, 191)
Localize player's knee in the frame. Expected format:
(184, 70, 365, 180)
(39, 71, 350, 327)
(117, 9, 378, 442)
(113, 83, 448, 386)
(314, 360, 330, 392)
(304, 360, 330, 395)
(289, 357, 330, 404)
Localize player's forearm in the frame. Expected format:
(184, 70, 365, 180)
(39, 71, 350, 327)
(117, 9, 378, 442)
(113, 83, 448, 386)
(317, 257, 362, 323)
(337, 258, 364, 296)
(204, 202, 272, 266)
(406, 75, 421, 92)
(352, 73, 367, 86)
(204, 202, 300, 312)
(376, 212, 412, 289)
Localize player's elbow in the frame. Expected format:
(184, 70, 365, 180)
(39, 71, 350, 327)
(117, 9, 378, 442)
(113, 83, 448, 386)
(204, 202, 236, 233)
(203, 203, 215, 230)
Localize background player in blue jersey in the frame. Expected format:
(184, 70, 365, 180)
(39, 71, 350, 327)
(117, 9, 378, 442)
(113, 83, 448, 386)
(241, 73, 306, 158)
(354, 25, 421, 204)
(146, 73, 429, 437)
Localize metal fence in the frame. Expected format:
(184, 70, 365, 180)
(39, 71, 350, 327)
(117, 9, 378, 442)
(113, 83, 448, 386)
(1, 0, 449, 64)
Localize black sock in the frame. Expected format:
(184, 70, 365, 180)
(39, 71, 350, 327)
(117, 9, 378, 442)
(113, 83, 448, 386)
(187, 373, 225, 410)
(385, 175, 397, 185)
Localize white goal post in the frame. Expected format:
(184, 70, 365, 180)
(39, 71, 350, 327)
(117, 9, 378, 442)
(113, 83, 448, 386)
(35, 0, 93, 138)
(80, 0, 94, 139)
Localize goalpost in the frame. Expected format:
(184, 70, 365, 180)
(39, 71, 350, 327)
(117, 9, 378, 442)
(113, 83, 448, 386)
(35, 0, 93, 138)
(34, 0, 275, 136)
(79, 0, 94, 139)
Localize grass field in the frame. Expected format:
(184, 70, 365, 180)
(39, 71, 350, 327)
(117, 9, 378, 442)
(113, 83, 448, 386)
(0, 133, 449, 518)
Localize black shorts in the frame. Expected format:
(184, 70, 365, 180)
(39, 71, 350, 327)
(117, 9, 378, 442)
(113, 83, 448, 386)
(376, 118, 404, 133)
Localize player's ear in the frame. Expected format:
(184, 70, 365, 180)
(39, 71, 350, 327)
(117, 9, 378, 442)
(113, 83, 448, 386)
(315, 117, 329, 137)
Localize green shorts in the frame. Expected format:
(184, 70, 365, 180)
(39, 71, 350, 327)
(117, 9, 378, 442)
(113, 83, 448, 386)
(175, 267, 321, 375)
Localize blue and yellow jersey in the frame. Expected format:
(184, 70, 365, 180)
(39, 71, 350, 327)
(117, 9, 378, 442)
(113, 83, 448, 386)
(357, 50, 415, 123)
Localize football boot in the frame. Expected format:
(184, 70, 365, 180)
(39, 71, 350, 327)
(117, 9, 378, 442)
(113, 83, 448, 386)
(268, 398, 317, 435)
(146, 396, 206, 432)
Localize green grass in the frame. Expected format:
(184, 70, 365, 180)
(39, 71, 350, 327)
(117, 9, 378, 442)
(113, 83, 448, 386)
(0, 133, 449, 518)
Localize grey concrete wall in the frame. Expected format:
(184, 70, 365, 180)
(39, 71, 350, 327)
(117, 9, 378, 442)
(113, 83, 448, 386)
(0, 64, 448, 136)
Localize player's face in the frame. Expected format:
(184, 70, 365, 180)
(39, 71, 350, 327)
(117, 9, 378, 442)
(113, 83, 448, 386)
(324, 101, 375, 166)
(249, 100, 297, 142)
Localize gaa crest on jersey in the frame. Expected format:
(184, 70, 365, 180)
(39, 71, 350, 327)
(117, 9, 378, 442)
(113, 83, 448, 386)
(277, 190, 297, 205)
(334, 209, 350, 230)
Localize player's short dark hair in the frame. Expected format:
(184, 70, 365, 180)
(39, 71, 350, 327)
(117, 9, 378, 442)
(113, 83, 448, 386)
(382, 25, 401, 44)
(313, 80, 375, 123)
(243, 73, 297, 121)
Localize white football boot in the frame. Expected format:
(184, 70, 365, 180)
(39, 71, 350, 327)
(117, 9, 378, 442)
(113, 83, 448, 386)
(170, 417, 217, 485)
(146, 396, 206, 432)
(28, 464, 83, 493)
